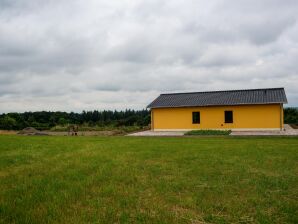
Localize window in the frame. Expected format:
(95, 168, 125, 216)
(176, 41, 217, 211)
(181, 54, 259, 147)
(225, 111, 233, 123)
(192, 112, 200, 124)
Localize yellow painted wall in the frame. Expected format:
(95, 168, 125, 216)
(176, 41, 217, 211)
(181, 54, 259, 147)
(151, 104, 283, 130)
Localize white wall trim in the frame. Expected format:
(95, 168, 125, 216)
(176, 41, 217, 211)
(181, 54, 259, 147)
(153, 128, 282, 132)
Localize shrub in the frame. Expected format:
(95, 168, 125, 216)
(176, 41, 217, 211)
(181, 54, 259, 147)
(185, 130, 231, 136)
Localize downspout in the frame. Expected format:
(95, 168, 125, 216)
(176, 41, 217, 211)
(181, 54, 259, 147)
(280, 103, 283, 131)
(151, 109, 154, 131)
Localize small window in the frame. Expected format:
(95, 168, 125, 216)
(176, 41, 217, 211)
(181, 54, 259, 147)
(225, 111, 233, 123)
(192, 112, 200, 124)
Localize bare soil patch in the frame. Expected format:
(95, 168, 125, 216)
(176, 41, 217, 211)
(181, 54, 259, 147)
(46, 130, 124, 136)
(0, 130, 17, 135)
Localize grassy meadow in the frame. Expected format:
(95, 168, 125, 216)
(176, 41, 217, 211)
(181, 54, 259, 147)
(0, 135, 297, 224)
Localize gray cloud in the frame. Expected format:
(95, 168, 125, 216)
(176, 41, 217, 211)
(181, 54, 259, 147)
(0, 0, 297, 112)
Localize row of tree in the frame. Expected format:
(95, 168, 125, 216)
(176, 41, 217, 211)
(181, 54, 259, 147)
(0, 110, 151, 130)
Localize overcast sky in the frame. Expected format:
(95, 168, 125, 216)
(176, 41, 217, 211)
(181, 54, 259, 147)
(0, 0, 297, 113)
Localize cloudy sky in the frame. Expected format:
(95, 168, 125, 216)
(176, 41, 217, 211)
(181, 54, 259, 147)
(0, 0, 297, 113)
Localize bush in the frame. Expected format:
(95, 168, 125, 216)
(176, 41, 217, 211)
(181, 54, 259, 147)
(185, 130, 231, 136)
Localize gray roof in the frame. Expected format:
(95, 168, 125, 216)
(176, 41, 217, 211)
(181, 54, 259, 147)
(147, 88, 287, 108)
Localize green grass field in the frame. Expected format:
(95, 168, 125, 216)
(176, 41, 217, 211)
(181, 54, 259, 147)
(0, 136, 297, 224)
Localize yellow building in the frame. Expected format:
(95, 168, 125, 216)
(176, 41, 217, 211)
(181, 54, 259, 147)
(147, 88, 287, 131)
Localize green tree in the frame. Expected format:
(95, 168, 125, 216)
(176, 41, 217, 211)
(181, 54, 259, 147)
(284, 108, 298, 124)
(0, 115, 17, 130)
(58, 118, 68, 125)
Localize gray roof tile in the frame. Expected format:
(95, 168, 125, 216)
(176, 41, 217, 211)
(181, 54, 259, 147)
(147, 88, 287, 108)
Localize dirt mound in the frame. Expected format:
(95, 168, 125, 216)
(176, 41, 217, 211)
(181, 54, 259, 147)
(18, 127, 48, 135)
(18, 127, 38, 134)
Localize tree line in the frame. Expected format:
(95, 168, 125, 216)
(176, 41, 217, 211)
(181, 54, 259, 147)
(0, 108, 297, 130)
(0, 110, 151, 130)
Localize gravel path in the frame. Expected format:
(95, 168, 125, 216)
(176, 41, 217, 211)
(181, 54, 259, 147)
(128, 130, 186, 136)
(231, 124, 298, 136)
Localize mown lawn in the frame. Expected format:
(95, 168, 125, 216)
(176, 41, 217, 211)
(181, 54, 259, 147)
(0, 136, 297, 224)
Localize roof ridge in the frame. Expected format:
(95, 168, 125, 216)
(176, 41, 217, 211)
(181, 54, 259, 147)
(160, 87, 285, 96)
